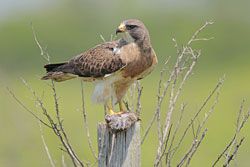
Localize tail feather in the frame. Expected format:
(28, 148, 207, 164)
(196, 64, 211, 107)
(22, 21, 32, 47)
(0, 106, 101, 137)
(44, 62, 67, 72)
(42, 62, 76, 82)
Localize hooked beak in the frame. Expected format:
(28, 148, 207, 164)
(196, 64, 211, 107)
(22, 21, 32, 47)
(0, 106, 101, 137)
(116, 22, 126, 34)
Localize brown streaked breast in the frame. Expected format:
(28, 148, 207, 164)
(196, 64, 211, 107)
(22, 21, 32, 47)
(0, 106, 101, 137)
(120, 43, 157, 79)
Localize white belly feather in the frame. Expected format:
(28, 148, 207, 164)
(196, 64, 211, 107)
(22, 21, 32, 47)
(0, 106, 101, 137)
(91, 73, 121, 104)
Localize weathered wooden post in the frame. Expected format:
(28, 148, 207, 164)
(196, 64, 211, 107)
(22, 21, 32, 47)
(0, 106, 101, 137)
(97, 112, 140, 167)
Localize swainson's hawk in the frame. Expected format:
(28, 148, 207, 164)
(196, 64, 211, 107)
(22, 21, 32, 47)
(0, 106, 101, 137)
(42, 19, 158, 114)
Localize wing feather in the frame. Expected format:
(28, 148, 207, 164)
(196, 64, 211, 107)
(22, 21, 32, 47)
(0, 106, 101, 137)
(63, 41, 126, 78)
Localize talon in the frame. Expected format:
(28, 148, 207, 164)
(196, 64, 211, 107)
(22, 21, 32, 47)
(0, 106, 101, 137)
(109, 109, 115, 115)
(116, 111, 124, 115)
(106, 100, 126, 115)
(109, 109, 123, 115)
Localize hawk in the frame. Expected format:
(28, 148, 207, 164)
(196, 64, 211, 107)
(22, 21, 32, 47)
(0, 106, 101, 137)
(42, 19, 158, 115)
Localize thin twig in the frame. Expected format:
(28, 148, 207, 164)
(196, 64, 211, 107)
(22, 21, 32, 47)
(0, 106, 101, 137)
(196, 91, 220, 137)
(191, 37, 214, 42)
(141, 57, 171, 144)
(31, 22, 50, 63)
(166, 103, 186, 166)
(51, 81, 84, 167)
(187, 21, 214, 46)
(212, 134, 237, 167)
(99, 34, 106, 42)
(6, 87, 52, 128)
(171, 78, 223, 159)
(223, 137, 245, 167)
(225, 99, 245, 164)
(154, 124, 173, 167)
(184, 129, 208, 167)
(80, 81, 97, 160)
(21, 78, 82, 167)
(38, 121, 56, 167)
(177, 128, 208, 167)
(143, 21, 214, 146)
(157, 56, 198, 161)
(32, 24, 85, 166)
(212, 105, 250, 167)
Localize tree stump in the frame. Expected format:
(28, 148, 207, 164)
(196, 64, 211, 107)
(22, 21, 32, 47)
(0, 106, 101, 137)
(97, 112, 140, 167)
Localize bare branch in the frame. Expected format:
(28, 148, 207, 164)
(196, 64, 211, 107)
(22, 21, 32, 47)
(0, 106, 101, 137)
(80, 81, 97, 160)
(141, 57, 171, 144)
(99, 34, 106, 42)
(166, 103, 186, 166)
(156, 55, 199, 162)
(21, 78, 81, 166)
(212, 102, 250, 167)
(31, 22, 50, 63)
(51, 80, 84, 167)
(183, 129, 208, 167)
(162, 55, 197, 145)
(196, 91, 220, 137)
(31, 23, 86, 166)
(38, 121, 56, 167)
(187, 21, 214, 46)
(191, 37, 214, 42)
(177, 82, 219, 166)
(154, 124, 173, 167)
(171, 78, 223, 160)
(223, 137, 245, 167)
(212, 134, 237, 167)
(142, 21, 214, 146)
(6, 87, 52, 128)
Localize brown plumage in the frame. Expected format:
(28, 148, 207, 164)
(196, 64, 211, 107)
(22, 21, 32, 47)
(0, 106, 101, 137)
(42, 41, 126, 81)
(42, 19, 158, 112)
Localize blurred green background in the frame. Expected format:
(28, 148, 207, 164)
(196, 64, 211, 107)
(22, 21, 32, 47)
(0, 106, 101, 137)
(1, 0, 250, 166)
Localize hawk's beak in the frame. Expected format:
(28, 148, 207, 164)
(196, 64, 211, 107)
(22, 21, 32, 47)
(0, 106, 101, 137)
(116, 23, 126, 34)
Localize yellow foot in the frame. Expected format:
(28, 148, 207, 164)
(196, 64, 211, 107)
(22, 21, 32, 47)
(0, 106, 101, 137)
(108, 109, 115, 115)
(115, 111, 124, 115)
(108, 109, 124, 115)
(106, 100, 126, 115)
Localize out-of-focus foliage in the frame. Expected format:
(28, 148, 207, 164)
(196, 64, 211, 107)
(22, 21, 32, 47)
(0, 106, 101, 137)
(0, 0, 250, 166)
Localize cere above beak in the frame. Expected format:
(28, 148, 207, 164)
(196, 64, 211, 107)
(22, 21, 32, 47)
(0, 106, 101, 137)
(116, 23, 126, 34)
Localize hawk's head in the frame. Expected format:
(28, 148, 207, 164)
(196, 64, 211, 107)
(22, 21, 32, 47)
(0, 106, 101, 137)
(116, 19, 150, 43)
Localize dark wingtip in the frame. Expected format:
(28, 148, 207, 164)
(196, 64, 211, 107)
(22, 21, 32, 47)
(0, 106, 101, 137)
(41, 75, 49, 80)
(43, 62, 67, 72)
(43, 64, 49, 68)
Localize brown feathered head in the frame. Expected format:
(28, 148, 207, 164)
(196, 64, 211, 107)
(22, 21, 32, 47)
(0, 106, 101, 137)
(116, 19, 150, 43)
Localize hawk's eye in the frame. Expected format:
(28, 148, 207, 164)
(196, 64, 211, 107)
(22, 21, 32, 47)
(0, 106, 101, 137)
(126, 25, 138, 30)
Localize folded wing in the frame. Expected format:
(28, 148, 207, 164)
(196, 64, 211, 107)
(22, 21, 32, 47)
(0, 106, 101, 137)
(42, 41, 126, 81)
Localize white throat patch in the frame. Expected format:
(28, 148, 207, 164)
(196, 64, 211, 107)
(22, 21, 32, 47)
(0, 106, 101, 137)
(113, 47, 121, 54)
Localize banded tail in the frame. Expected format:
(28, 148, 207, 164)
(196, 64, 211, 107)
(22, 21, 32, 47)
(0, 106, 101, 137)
(41, 62, 77, 82)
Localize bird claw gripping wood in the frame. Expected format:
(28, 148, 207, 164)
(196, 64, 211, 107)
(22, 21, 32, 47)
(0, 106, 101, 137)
(105, 112, 139, 132)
